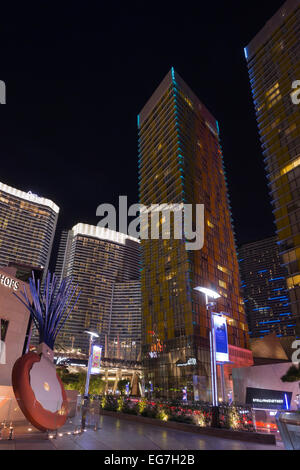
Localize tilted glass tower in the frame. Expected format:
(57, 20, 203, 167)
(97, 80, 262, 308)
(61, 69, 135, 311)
(244, 0, 300, 336)
(138, 69, 250, 400)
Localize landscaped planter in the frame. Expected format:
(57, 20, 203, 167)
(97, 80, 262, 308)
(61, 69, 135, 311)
(100, 409, 276, 445)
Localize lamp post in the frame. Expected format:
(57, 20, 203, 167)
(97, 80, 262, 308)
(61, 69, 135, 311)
(194, 286, 221, 408)
(84, 330, 99, 398)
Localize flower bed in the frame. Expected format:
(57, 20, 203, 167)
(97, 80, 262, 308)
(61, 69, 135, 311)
(99, 396, 255, 432)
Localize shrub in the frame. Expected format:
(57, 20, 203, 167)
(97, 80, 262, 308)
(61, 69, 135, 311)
(138, 397, 147, 415)
(122, 398, 138, 415)
(169, 414, 194, 424)
(141, 403, 158, 418)
(117, 396, 125, 412)
(193, 410, 207, 427)
(228, 407, 240, 430)
(102, 395, 118, 412)
(157, 409, 169, 421)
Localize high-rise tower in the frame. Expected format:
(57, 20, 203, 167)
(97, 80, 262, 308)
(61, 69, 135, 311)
(138, 69, 250, 400)
(55, 224, 141, 356)
(239, 236, 292, 338)
(244, 0, 300, 335)
(0, 181, 59, 277)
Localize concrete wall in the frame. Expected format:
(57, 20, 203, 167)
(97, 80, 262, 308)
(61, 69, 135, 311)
(0, 268, 30, 386)
(0, 385, 25, 422)
(232, 362, 300, 410)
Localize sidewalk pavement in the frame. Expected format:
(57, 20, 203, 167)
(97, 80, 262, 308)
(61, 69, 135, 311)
(0, 414, 284, 450)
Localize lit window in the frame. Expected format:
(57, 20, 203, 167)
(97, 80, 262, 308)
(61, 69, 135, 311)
(266, 83, 281, 109)
(184, 96, 193, 108)
(266, 83, 279, 97)
(285, 123, 297, 136)
(256, 103, 265, 112)
(280, 155, 300, 177)
(287, 275, 300, 289)
(219, 280, 227, 289)
(218, 265, 230, 275)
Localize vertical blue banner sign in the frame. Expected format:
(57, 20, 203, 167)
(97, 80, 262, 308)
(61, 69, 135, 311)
(213, 314, 229, 363)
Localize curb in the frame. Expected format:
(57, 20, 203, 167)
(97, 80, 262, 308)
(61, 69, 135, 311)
(100, 409, 276, 445)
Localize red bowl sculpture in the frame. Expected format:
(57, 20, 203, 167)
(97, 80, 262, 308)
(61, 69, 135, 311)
(12, 352, 68, 432)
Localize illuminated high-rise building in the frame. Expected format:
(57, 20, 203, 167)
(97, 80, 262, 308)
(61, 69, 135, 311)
(109, 280, 141, 361)
(244, 0, 300, 335)
(239, 236, 293, 338)
(138, 69, 250, 400)
(55, 224, 141, 356)
(0, 181, 59, 276)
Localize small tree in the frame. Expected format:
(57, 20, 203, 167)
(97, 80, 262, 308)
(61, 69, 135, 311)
(57, 369, 105, 395)
(118, 379, 130, 395)
(281, 364, 300, 383)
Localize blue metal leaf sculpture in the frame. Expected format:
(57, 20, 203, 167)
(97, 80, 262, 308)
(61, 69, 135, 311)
(13, 271, 81, 350)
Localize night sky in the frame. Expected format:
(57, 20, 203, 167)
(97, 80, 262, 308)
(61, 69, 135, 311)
(0, 1, 285, 269)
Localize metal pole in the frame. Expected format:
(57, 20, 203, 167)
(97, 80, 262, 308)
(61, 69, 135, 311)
(209, 306, 219, 428)
(209, 308, 218, 406)
(22, 317, 33, 355)
(207, 295, 214, 405)
(220, 363, 226, 402)
(207, 295, 217, 407)
(84, 335, 93, 397)
(211, 310, 218, 406)
(209, 331, 215, 405)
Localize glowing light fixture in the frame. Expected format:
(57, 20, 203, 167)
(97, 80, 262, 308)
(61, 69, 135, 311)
(84, 330, 99, 338)
(194, 286, 221, 300)
(43, 382, 50, 392)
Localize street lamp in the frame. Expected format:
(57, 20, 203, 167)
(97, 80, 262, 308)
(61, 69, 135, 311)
(84, 330, 99, 397)
(194, 287, 221, 407)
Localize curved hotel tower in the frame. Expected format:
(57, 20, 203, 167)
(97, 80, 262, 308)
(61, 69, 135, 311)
(55, 224, 141, 358)
(138, 69, 251, 400)
(0, 181, 59, 276)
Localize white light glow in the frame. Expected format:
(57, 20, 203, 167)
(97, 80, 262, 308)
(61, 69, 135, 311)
(194, 286, 221, 299)
(84, 330, 99, 338)
(72, 223, 140, 245)
(0, 181, 59, 214)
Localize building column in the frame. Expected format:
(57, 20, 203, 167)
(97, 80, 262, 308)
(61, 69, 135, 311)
(113, 369, 122, 394)
(104, 368, 109, 394)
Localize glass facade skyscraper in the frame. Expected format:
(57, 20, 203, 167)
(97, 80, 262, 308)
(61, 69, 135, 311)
(0, 181, 59, 277)
(244, 0, 300, 335)
(55, 224, 141, 356)
(138, 69, 250, 400)
(239, 236, 293, 338)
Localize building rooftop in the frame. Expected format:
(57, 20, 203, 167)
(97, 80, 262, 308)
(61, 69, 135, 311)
(0, 181, 59, 214)
(245, 0, 300, 61)
(71, 223, 140, 245)
(137, 68, 218, 136)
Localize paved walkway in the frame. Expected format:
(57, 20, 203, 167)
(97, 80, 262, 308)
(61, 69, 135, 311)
(0, 415, 284, 450)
